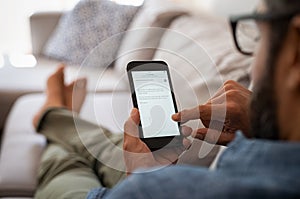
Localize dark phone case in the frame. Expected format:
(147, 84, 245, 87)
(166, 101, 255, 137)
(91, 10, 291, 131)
(126, 61, 183, 151)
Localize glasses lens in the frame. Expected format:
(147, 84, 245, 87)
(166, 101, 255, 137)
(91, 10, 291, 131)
(236, 19, 260, 55)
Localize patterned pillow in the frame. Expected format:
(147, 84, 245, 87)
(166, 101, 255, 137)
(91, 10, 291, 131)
(43, 0, 140, 67)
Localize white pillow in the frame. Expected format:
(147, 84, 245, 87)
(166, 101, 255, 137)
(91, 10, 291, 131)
(114, 0, 188, 78)
(153, 14, 253, 112)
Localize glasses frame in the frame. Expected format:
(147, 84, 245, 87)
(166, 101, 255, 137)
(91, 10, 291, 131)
(230, 11, 299, 56)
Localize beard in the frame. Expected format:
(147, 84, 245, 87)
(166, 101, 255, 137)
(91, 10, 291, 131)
(249, 61, 280, 140)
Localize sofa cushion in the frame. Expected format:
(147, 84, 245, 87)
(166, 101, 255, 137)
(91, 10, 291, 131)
(0, 92, 131, 197)
(43, 0, 140, 67)
(0, 95, 46, 197)
(152, 14, 253, 125)
(0, 134, 46, 197)
(114, 0, 188, 81)
(194, 0, 260, 17)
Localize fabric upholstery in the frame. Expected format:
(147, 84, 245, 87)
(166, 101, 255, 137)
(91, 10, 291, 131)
(0, 93, 130, 197)
(153, 14, 253, 113)
(43, 0, 140, 67)
(114, 0, 188, 77)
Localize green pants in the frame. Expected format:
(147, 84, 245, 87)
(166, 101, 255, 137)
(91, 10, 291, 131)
(34, 108, 126, 199)
(34, 108, 220, 199)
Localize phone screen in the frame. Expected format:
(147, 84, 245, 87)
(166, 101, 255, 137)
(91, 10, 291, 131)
(131, 70, 180, 138)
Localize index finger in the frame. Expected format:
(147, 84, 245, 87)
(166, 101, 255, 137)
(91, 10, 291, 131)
(172, 105, 204, 123)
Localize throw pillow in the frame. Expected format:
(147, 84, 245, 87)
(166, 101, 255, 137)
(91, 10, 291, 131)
(43, 0, 140, 67)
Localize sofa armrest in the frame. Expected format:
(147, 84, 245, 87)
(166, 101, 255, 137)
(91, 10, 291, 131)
(30, 11, 62, 56)
(0, 92, 131, 197)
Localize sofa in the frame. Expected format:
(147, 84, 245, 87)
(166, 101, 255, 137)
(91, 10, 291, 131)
(0, 0, 257, 197)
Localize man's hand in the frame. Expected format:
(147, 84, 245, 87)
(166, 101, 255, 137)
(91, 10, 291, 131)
(123, 108, 191, 175)
(172, 80, 252, 145)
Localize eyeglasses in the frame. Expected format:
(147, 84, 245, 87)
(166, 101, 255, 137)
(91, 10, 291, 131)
(230, 11, 299, 56)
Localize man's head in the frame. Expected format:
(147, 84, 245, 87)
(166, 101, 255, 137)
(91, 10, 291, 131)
(250, 0, 300, 140)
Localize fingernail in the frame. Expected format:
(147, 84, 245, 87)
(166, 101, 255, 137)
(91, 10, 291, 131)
(172, 113, 179, 119)
(131, 108, 137, 116)
(58, 63, 65, 68)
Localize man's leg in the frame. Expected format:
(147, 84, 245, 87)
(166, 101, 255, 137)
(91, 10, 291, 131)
(36, 108, 126, 188)
(35, 143, 102, 199)
(33, 66, 126, 198)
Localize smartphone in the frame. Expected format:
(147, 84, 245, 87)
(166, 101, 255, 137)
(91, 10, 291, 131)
(127, 61, 182, 150)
